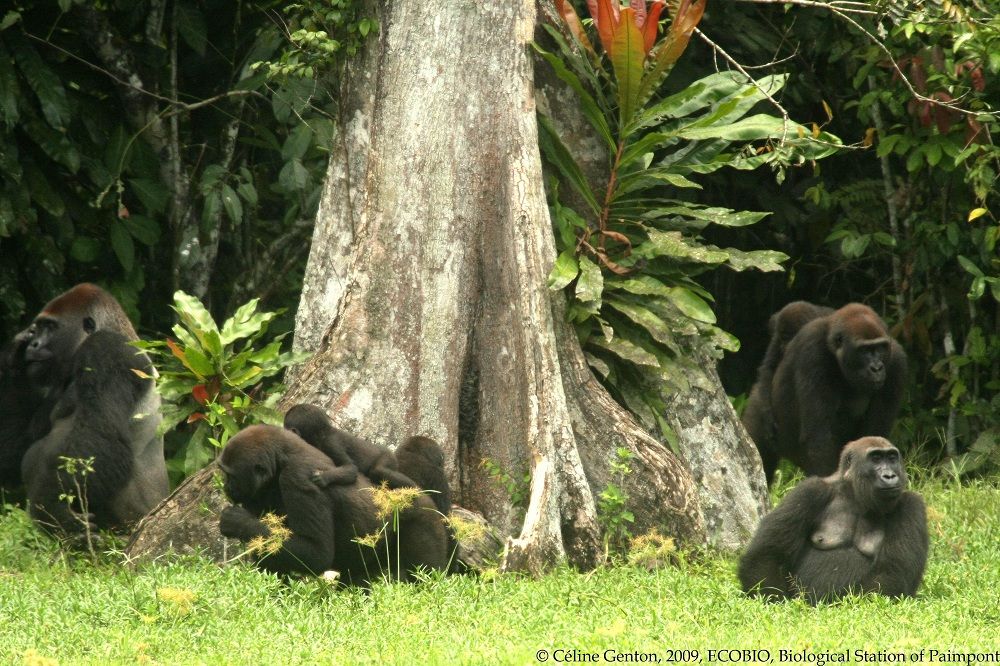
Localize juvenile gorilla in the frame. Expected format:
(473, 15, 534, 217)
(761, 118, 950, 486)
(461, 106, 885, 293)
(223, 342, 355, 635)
(283, 403, 452, 515)
(741, 302, 906, 483)
(738, 437, 928, 603)
(218, 425, 449, 582)
(21, 331, 162, 534)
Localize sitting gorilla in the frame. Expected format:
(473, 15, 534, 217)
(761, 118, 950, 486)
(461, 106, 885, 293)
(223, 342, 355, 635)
(738, 437, 928, 603)
(283, 403, 451, 515)
(21, 331, 163, 535)
(218, 424, 449, 583)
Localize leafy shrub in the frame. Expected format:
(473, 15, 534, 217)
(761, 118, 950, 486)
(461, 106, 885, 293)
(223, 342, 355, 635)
(136, 291, 309, 480)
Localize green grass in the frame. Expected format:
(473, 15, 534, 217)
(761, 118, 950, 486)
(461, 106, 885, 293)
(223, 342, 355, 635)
(1, 477, 999, 665)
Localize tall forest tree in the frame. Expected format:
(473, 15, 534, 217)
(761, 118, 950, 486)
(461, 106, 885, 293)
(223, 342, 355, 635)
(128, 0, 809, 569)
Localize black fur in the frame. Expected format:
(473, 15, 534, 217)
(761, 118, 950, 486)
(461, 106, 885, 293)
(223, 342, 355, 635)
(219, 424, 449, 583)
(742, 302, 906, 484)
(738, 437, 928, 603)
(21, 331, 159, 534)
(283, 404, 452, 515)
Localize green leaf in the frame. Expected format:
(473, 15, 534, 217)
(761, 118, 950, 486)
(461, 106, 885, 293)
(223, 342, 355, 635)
(69, 237, 101, 263)
(0, 11, 21, 31)
(11, 39, 70, 130)
(278, 158, 309, 192)
(123, 215, 162, 246)
(575, 256, 603, 304)
(172, 290, 222, 351)
(605, 296, 674, 346)
(674, 114, 806, 142)
(957, 255, 984, 278)
(589, 335, 660, 367)
(547, 250, 579, 290)
(110, 223, 135, 272)
(628, 72, 746, 134)
(129, 178, 170, 214)
(664, 287, 715, 323)
(221, 184, 243, 225)
(282, 124, 313, 161)
(634, 230, 728, 265)
(176, 0, 208, 56)
(24, 120, 80, 173)
(535, 31, 613, 149)
(609, 9, 645, 128)
(723, 248, 788, 272)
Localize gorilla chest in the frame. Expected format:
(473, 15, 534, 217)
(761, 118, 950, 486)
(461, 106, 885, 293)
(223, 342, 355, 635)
(809, 497, 885, 557)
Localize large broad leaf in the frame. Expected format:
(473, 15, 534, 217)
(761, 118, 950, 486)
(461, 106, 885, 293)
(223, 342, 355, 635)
(553, 0, 597, 57)
(172, 291, 222, 357)
(548, 250, 580, 290)
(576, 255, 604, 304)
(605, 295, 675, 345)
(589, 335, 660, 367)
(634, 0, 706, 112)
(723, 248, 788, 272)
(609, 8, 646, 129)
(11, 38, 70, 130)
(675, 114, 809, 141)
(634, 229, 728, 264)
(628, 71, 746, 134)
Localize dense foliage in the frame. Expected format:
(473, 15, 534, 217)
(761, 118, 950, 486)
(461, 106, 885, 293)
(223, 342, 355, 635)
(539, 0, 839, 434)
(0, 0, 369, 335)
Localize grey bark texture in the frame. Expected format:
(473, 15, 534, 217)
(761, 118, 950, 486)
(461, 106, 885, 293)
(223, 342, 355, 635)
(660, 352, 769, 551)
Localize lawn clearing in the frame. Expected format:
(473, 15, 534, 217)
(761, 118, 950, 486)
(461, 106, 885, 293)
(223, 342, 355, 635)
(1, 477, 998, 665)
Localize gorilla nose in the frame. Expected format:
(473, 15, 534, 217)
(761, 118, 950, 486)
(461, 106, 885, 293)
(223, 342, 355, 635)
(870, 360, 884, 373)
(879, 470, 898, 485)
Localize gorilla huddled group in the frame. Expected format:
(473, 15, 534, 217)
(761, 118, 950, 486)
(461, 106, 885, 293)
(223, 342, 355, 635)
(739, 300, 928, 602)
(217, 419, 453, 582)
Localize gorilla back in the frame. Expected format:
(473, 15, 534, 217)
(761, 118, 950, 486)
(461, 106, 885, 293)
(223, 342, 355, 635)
(22, 331, 167, 534)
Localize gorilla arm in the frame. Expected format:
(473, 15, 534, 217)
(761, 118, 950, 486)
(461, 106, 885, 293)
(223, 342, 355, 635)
(861, 491, 928, 597)
(738, 477, 835, 598)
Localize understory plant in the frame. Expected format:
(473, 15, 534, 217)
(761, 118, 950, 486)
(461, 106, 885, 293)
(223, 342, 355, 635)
(135, 291, 309, 480)
(538, 0, 841, 433)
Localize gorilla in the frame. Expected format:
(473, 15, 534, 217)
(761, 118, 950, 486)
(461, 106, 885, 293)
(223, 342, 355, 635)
(0, 283, 168, 533)
(22, 331, 163, 534)
(738, 437, 928, 603)
(218, 424, 449, 582)
(742, 302, 906, 484)
(283, 404, 452, 515)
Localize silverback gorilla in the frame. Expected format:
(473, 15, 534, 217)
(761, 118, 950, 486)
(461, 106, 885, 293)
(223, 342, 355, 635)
(742, 302, 906, 484)
(0, 284, 168, 535)
(218, 425, 449, 582)
(738, 437, 928, 603)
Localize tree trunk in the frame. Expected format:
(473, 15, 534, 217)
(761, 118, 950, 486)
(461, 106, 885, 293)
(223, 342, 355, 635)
(127, 0, 710, 572)
(660, 351, 768, 551)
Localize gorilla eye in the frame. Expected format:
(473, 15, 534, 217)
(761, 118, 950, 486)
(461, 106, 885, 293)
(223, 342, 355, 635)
(83, 317, 97, 333)
(833, 333, 844, 347)
(254, 464, 267, 476)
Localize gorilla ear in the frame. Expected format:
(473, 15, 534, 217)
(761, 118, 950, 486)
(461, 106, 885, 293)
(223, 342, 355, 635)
(83, 316, 97, 333)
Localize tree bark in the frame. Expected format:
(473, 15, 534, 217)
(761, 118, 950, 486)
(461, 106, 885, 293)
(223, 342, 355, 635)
(127, 0, 709, 571)
(660, 352, 768, 551)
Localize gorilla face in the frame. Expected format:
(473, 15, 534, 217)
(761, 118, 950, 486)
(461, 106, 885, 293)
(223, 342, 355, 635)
(219, 435, 280, 505)
(848, 440, 906, 512)
(833, 333, 890, 392)
(22, 314, 93, 389)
